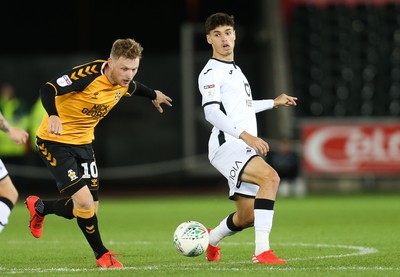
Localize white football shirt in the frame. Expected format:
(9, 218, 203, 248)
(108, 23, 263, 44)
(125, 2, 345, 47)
(199, 58, 271, 160)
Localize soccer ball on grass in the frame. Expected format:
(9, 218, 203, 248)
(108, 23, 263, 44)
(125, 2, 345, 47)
(173, 220, 209, 257)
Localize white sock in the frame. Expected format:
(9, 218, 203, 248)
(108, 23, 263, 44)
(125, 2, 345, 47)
(254, 209, 274, 255)
(0, 201, 11, 233)
(209, 215, 238, 246)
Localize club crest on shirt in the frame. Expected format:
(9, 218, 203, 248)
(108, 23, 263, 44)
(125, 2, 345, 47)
(92, 92, 99, 99)
(56, 75, 73, 87)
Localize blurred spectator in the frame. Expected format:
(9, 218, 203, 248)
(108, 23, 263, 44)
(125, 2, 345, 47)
(0, 82, 30, 156)
(0, 82, 29, 121)
(267, 137, 306, 197)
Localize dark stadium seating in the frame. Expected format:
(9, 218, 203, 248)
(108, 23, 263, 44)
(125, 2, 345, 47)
(288, 2, 400, 117)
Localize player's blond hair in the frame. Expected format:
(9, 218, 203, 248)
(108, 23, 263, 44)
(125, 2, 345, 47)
(110, 38, 143, 60)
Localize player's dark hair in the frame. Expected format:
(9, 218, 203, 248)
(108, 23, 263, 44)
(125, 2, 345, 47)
(205, 13, 235, 34)
(110, 38, 143, 60)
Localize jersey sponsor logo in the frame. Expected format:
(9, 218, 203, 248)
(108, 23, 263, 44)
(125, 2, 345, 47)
(82, 104, 109, 119)
(56, 75, 72, 87)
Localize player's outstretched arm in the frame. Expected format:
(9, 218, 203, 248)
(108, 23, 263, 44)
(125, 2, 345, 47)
(6, 127, 29, 145)
(273, 93, 298, 108)
(152, 90, 173, 113)
(0, 112, 29, 144)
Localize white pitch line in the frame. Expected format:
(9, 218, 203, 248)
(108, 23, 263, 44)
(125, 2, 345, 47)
(0, 241, 387, 275)
(1, 265, 400, 274)
(277, 242, 378, 261)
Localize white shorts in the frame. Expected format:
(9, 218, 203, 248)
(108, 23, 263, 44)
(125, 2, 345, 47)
(0, 159, 8, 180)
(210, 139, 260, 199)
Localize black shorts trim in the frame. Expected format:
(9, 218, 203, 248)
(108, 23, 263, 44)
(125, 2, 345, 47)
(229, 193, 256, 201)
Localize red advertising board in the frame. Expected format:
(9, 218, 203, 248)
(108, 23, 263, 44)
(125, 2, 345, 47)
(301, 121, 400, 174)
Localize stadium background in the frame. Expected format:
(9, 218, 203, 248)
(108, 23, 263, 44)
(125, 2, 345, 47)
(0, 0, 399, 196)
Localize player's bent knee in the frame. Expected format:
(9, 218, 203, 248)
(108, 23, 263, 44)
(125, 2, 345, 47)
(262, 171, 280, 184)
(73, 205, 95, 219)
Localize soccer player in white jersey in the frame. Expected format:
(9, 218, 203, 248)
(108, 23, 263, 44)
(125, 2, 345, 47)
(0, 110, 29, 233)
(198, 12, 297, 264)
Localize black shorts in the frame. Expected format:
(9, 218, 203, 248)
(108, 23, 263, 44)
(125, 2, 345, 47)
(36, 137, 99, 201)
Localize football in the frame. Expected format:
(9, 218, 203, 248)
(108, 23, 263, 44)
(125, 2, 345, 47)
(173, 220, 209, 257)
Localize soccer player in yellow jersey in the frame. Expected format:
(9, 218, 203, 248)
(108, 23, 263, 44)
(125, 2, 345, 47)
(25, 38, 172, 268)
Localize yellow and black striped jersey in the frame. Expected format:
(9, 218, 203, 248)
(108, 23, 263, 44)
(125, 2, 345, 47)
(36, 59, 151, 145)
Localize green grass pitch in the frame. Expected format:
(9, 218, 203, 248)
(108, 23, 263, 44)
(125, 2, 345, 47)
(0, 192, 399, 276)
